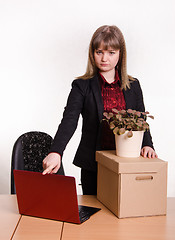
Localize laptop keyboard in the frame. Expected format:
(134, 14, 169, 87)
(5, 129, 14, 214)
(78, 205, 101, 223)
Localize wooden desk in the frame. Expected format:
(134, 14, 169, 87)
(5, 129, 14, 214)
(13, 215, 63, 240)
(0, 195, 20, 240)
(1, 195, 175, 240)
(63, 196, 175, 240)
(0, 195, 63, 240)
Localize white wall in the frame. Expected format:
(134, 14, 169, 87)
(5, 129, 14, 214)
(0, 0, 175, 196)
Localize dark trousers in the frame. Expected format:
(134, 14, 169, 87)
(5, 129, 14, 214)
(81, 169, 97, 195)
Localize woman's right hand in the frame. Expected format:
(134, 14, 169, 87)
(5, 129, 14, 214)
(42, 152, 61, 175)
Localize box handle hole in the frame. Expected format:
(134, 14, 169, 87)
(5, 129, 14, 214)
(135, 175, 153, 181)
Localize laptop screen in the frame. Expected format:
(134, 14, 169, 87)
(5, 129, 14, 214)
(14, 170, 100, 224)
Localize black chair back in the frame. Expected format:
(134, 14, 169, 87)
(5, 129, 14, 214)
(11, 131, 64, 194)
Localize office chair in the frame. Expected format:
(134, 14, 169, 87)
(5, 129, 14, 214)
(11, 131, 65, 194)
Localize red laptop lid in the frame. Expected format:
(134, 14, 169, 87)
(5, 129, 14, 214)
(13, 170, 81, 224)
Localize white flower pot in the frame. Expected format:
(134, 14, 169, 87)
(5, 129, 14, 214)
(115, 131, 144, 157)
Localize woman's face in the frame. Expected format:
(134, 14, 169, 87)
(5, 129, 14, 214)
(94, 43, 120, 74)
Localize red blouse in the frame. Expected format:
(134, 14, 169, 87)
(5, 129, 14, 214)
(99, 70, 126, 112)
(98, 70, 126, 150)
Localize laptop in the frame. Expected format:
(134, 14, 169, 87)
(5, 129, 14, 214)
(13, 169, 101, 224)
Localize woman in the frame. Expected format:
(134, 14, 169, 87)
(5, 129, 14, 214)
(43, 25, 157, 194)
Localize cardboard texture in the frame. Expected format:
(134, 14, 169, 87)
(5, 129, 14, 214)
(96, 150, 168, 218)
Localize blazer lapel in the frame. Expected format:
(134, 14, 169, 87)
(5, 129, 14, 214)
(123, 88, 133, 110)
(123, 90, 129, 109)
(90, 75, 104, 121)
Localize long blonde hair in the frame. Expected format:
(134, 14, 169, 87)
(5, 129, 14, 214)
(77, 25, 134, 90)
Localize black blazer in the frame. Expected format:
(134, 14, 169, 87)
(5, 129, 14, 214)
(50, 75, 154, 171)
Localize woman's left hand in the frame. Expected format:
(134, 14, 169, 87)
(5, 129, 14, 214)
(141, 146, 158, 158)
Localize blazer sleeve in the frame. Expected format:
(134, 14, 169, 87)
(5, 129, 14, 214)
(49, 79, 87, 155)
(130, 79, 155, 149)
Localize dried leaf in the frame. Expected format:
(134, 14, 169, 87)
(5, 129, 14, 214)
(109, 122, 115, 129)
(127, 109, 134, 114)
(120, 110, 126, 114)
(119, 128, 125, 135)
(103, 112, 108, 118)
(148, 115, 154, 119)
(127, 130, 133, 138)
(112, 108, 119, 113)
(135, 111, 141, 117)
(108, 113, 114, 118)
(113, 127, 119, 135)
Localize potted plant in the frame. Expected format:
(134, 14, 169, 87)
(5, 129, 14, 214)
(103, 109, 154, 157)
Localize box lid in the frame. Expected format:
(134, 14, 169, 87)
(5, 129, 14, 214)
(96, 150, 167, 174)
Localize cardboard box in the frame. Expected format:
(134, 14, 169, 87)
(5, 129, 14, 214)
(96, 150, 168, 218)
